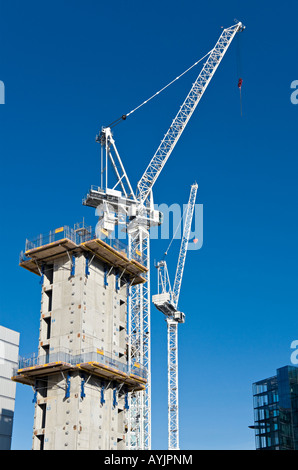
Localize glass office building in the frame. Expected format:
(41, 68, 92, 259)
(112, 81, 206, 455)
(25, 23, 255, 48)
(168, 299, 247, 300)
(252, 366, 298, 450)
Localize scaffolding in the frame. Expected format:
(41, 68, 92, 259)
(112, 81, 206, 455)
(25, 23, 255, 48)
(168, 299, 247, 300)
(19, 221, 147, 285)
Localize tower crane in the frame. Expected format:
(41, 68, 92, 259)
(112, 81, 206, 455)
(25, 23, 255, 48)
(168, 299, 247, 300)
(83, 21, 245, 449)
(152, 182, 198, 450)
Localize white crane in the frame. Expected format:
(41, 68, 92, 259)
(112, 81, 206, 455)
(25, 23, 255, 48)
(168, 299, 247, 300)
(152, 182, 198, 449)
(83, 21, 245, 449)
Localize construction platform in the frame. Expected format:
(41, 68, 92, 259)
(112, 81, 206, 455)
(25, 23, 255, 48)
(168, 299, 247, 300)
(19, 223, 147, 285)
(12, 361, 74, 386)
(81, 238, 147, 285)
(12, 353, 147, 392)
(77, 361, 146, 391)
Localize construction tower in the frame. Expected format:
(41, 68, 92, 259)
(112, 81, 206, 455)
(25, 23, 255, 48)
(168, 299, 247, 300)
(13, 222, 147, 450)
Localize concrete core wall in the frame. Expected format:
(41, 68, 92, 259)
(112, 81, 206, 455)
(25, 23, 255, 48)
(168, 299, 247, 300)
(32, 252, 129, 450)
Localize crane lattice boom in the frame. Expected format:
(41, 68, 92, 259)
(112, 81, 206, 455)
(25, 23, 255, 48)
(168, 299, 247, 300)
(172, 183, 198, 308)
(137, 22, 244, 204)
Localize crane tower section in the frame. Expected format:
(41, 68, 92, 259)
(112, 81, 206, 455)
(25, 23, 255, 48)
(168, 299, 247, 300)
(152, 182, 198, 450)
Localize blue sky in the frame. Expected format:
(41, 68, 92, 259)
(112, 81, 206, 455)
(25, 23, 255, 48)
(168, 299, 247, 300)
(0, 0, 297, 450)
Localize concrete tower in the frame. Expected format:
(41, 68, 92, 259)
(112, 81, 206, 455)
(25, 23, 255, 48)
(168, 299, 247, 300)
(13, 223, 147, 450)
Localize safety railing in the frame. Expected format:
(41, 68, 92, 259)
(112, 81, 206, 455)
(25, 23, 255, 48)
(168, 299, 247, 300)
(15, 349, 147, 380)
(17, 349, 72, 370)
(21, 222, 131, 256)
(20, 220, 145, 265)
(24, 224, 90, 252)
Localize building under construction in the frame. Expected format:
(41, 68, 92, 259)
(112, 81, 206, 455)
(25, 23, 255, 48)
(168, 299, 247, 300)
(13, 223, 147, 450)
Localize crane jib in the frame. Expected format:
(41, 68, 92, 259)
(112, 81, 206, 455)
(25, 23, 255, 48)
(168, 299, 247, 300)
(136, 22, 244, 204)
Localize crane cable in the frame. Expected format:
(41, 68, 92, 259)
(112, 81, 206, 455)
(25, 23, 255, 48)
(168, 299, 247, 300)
(126, 49, 214, 118)
(236, 31, 243, 116)
(105, 48, 214, 129)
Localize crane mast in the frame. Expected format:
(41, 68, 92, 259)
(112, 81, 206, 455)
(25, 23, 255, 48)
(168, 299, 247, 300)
(153, 182, 198, 450)
(83, 21, 244, 449)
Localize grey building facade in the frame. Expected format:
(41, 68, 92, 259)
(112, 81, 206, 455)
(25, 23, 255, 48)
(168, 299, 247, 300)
(0, 326, 20, 450)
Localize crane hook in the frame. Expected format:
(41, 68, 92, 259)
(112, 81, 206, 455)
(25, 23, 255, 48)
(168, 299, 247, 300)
(238, 78, 243, 117)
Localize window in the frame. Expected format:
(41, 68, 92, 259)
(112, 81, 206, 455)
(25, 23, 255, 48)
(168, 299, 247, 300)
(45, 290, 52, 312)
